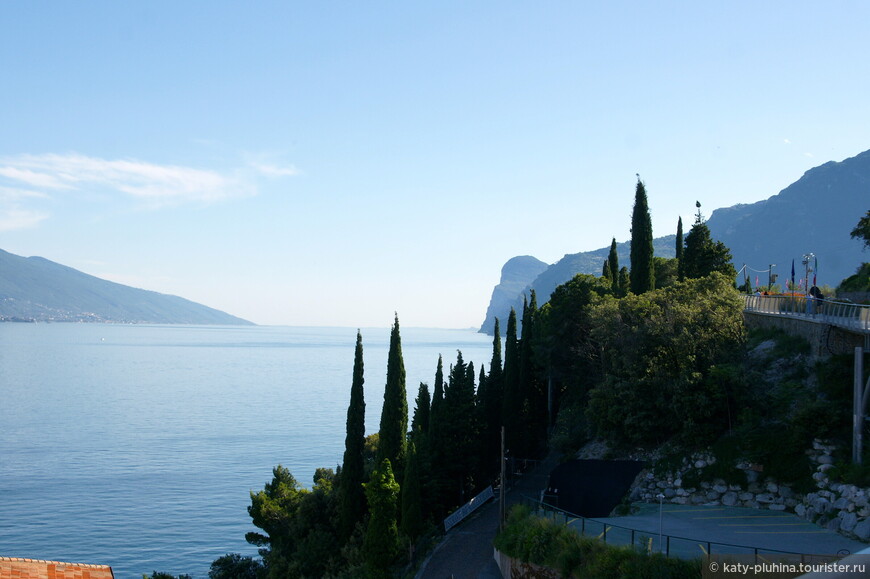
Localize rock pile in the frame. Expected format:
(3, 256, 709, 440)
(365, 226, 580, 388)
(630, 440, 870, 542)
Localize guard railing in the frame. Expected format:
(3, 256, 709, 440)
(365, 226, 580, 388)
(744, 295, 870, 333)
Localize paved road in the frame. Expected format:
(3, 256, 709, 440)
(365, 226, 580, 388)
(416, 455, 559, 579)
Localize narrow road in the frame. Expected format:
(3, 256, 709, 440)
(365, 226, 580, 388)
(417, 454, 559, 579)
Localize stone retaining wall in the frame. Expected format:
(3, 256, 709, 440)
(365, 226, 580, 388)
(631, 440, 870, 542)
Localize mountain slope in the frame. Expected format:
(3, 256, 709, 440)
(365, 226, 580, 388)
(0, 249, 253, 324)
(479, 149, 870, 334)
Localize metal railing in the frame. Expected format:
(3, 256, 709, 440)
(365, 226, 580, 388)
(744, 295, 870, 333)
(521, 496, 847, 564)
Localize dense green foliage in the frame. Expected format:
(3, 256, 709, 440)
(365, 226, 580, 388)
(629, 178, 655, 294)
(494, 505, 700, 578)
(838, 262, 870, 293)
(208, 554, 263, 578)
(246, 466, 340, 577)
(586, 273, 746, 447)
(338, 330, 367, 541)
(364, 459, 400, 576)
(851, 209, 870, 249)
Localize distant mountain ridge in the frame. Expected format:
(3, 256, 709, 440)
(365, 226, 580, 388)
(0, 249, 252, 325)
(479, 149, 870, 334)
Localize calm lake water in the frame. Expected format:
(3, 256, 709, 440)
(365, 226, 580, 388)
(0, 323, 494, 578)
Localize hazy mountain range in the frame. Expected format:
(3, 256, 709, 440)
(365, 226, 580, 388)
(480, 149, 870, 334)
(0, 249, 252, 325)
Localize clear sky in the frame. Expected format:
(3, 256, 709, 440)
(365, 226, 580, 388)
(2, 2, 869, 328)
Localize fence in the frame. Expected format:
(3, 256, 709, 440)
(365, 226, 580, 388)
(744, 295, 870, 333)
(521, 496, 846, 564)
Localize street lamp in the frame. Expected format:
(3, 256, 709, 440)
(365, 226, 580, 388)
(802, 253, 815, 294)
(768, 264, 776, 293)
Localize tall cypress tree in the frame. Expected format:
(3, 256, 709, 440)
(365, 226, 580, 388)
(411, 382, 431, 436)
(338, 330, 366, 541)
(607, 237, 620, 294)
(426, 354, 450, 518)
(378, 314, 407, 480)
(518, 290, 545, 457)
(676, 216, 685, 282)
(482, 318, 504, 479)
(400, 442, 424, 542)
(502, 307, 521, 454)
(629, 177, 655, 294)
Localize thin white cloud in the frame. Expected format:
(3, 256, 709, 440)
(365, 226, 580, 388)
(0, 152, 300, 227)
(0, 153, 250, 206)
(0, 207, 48, 231)
(783, 138, 792, 145)
(250, 162, 300, 177)
(0, 186, 50, 200)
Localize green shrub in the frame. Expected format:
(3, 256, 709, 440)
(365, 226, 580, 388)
(495, 505, 701, 578)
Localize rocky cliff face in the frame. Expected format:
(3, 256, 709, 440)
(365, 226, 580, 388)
(478, 256, 548, 334)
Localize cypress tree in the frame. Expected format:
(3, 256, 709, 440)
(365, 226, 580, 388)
(607, 237, 620, 294)
(363, 458, 400, 575)
(338, 330, 366, 541)
(618, 266, 630, 298)
(426, 354, 450, 518)
(518, 290, 545, 456)
(411, 382, 431, 436)
(377, 314, 407, 479)
(629, 177, 655, 294)
(400, 442, 424, 542)
(502, 307, 521, 454)
(676, 216, 684, 282)
(602, 259, 612, 281)
(482, 318, 504, 479)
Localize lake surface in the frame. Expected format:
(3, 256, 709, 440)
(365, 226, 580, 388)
(0, 323, 494, 577)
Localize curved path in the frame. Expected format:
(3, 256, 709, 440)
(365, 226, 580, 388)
(416, 455, 559, 579)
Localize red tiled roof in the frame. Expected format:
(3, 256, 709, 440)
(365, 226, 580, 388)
(0, 557, 114, 579)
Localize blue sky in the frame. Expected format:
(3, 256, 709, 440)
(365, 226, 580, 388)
(2, 2, 869, 327)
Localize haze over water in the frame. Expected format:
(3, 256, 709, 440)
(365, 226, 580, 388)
(0, 323, 493, 578)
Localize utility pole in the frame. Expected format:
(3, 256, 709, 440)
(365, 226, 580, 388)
(499, 427, 506, 531)
(768, 264, 775, 292)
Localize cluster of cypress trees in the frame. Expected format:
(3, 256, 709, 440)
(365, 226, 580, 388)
(325, 305, 554, 575)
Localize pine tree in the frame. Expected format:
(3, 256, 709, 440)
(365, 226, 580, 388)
(629, 177, 655, 294)
(682, 204, 736, 280)
(363, 459, 400, 576)
(676, 216, 685, 282)
(338, 330, 366, 541)
(607, 237, 620, 294)
(377, 314, 408, 479)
